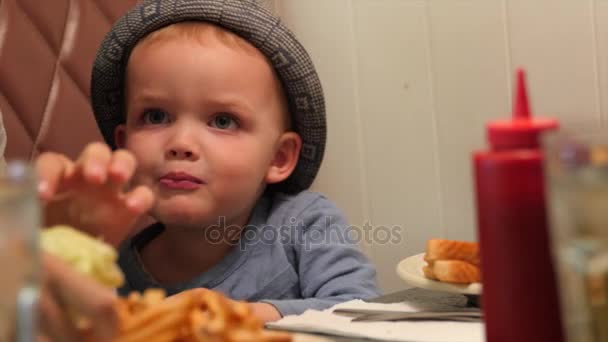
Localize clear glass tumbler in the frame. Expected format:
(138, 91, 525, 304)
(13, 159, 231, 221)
(544, 128, 608, 342)
(0, 161, 39, 342)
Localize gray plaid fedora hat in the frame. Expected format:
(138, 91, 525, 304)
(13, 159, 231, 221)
(91, 0, 326, 194)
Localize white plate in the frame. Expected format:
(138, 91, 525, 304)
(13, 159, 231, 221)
(396, 253, 482, 295)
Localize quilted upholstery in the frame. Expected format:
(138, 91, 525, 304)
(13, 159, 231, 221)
(0, 0, 139, 161)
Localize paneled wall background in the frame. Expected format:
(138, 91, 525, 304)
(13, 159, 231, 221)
(260, 0, 608, 293)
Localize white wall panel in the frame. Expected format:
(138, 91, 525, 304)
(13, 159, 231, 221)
(277, 0, 603, 293)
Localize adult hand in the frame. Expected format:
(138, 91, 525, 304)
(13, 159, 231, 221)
(38, 253, 119, 342)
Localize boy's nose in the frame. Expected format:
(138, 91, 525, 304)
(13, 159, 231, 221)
(166, 122, 200, 160)
(166, 144, 199, 160)
(167, 149, 196, 159)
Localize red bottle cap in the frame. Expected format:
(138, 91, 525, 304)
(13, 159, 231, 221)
(487, 69, 559, 149)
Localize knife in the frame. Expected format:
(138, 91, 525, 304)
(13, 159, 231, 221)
(332, 308, 482, 322)
(351, 311, 483, 322)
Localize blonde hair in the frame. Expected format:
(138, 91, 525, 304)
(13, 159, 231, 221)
(137, 21, 260, 55)
(133, 21, 291, 129)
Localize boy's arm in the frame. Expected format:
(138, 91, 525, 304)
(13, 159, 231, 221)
(249, 302, 282, 322)
(260, 196, 381, 318)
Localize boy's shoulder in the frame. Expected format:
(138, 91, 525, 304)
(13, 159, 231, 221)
(262, 190, 345, 226)
(267, 190, 333, 212)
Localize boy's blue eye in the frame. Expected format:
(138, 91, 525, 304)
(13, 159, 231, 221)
(211, 114, 238, 130)
(142, 109, 169, 125)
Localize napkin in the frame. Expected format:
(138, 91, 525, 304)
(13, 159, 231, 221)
(266, 300, 485, 342)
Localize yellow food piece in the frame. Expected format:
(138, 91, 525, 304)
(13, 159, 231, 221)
(40, 226, 124, 288)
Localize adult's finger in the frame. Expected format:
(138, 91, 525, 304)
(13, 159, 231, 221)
(42, 254, 119, 341)
(37, 284, 78, 342)
(76, 142, 112, 184)
(35, 152, 75, 201)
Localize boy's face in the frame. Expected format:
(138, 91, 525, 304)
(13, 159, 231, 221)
(115, 34, 300, 229)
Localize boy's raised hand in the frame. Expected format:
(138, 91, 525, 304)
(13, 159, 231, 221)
(35, 142, 154, 247)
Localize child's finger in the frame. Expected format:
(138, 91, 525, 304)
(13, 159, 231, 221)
(76, 142, 112, 184)
(108, 149, 137, 185)
(125, 185, 155, 214)
(35, 152, 75, 201)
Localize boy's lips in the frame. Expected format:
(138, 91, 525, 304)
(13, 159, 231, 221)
(159, 171, 205, 190)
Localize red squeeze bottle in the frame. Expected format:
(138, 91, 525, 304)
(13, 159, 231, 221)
(473, 69, 563, 342)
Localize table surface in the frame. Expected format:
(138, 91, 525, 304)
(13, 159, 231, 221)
(284, 287, 479, 342)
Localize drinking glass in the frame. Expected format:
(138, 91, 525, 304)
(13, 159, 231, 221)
(544, 128, 608, 342)
(0, 161, 39, 341)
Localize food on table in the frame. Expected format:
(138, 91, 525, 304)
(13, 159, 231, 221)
(115, 288, 291, 342)
(423, 239, 481, 284)
(430, 260, 481, 284)
(40, 226, 292, 341)
(40, 225, 124, 288)
(424, 239, 480, 266)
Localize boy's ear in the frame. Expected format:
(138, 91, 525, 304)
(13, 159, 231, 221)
(265, 132, 302, 184)
(114, 124, 127, 149)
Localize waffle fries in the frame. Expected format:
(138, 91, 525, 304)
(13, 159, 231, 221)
(114, 289, 291, 342)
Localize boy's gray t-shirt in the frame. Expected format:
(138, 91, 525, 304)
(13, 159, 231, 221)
(118, 191, 381, 316)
